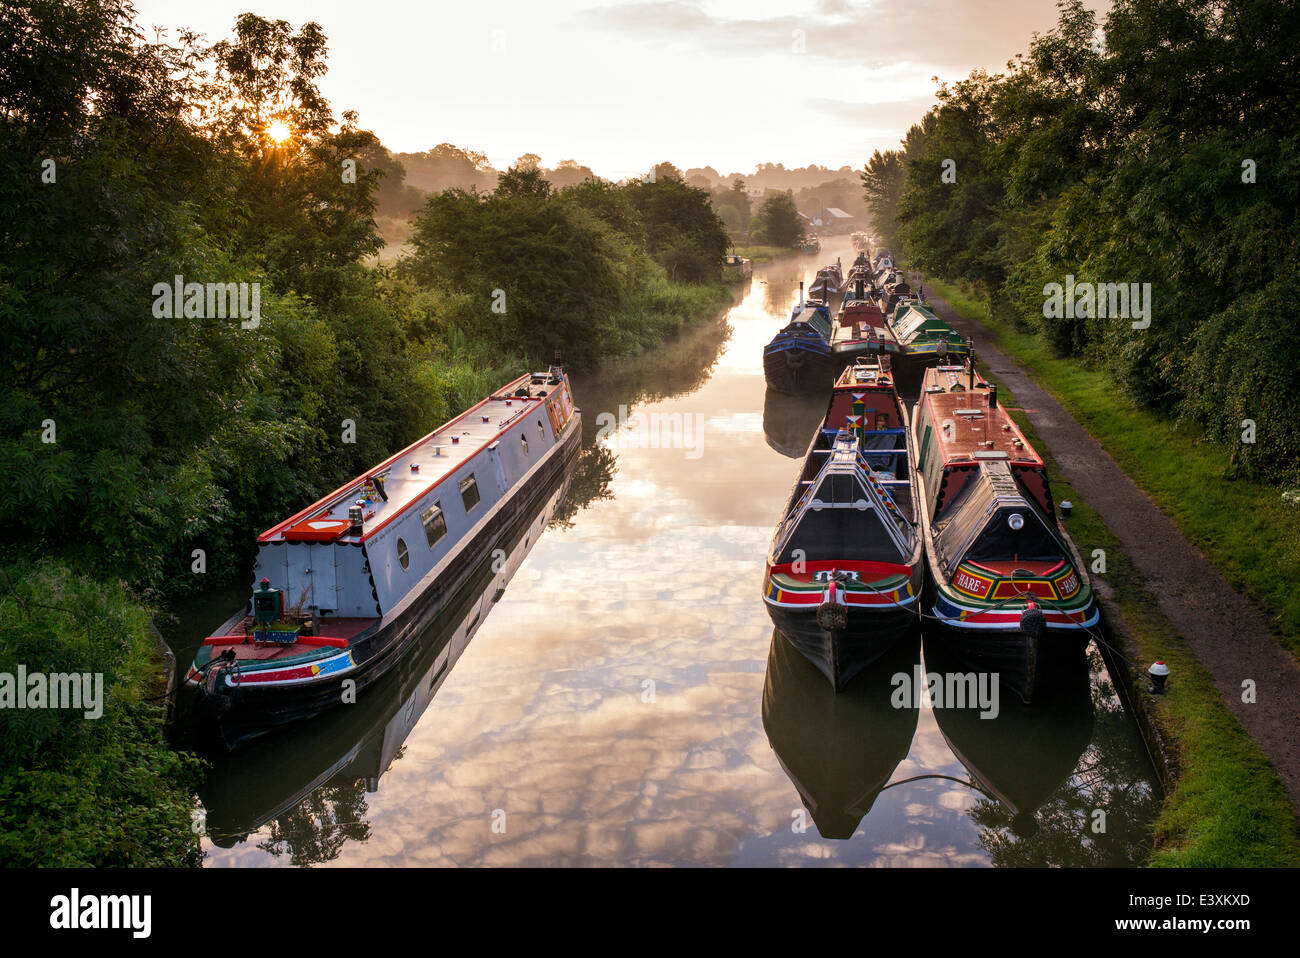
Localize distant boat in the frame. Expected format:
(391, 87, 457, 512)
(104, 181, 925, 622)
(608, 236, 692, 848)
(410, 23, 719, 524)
(763, 263, 903, 395)
(762, 628, 920, 839)
(187, 366, 582, 748)
(723, 253, 752, 278)
(763, 359, 924, 690)
(763, 298, 837, 395)
(910, 363, 1098, 702)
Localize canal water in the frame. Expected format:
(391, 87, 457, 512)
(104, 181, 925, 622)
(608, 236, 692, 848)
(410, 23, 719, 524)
(166, 235, 1160, 866)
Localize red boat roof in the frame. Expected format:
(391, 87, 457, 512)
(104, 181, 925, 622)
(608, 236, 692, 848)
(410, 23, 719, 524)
(920, 365, 1042, 468)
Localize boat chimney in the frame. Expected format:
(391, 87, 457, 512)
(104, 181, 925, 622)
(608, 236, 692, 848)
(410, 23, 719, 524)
(348, 501, 364, 535)
(988, 384, 998, 409)
(967, 339, 976, 390)
(799, 281, 804, 302)
(855, 278, 864, 299)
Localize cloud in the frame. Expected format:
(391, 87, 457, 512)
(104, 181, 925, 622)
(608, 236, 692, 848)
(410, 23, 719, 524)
(577, 0, 1094, 73)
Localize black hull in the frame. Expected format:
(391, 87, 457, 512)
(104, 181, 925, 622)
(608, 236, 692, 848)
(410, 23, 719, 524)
(922, 618, 1091, 704)
(763, 348, 837, 395)
(195, 418, 583, 749)
(766, 604, 917, 691)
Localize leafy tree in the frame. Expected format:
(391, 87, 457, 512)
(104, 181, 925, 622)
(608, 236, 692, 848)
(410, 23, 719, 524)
(750, 191, 805, 247)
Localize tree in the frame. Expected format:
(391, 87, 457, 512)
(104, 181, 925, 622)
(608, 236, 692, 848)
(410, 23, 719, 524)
(751, 191, 805, 247)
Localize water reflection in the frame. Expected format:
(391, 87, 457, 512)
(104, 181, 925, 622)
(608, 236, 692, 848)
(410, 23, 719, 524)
(761, 387, 825, 458)
(923, 637, 1158, 865)
(762, 627, 920, 839)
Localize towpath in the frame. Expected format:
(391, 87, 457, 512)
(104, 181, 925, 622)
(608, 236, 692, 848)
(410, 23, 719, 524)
(915, 276, 1300, 815)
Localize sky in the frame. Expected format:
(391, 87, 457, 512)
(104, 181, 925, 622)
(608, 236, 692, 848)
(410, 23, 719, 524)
(130, 0, 1108, 180)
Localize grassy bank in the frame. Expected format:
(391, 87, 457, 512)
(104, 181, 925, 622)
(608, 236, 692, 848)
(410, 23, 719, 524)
(729, 244, 794, 264)
(0, 563, 203, 866)
(926, 277, 1300, 659)
(942, 284, 1300, 866)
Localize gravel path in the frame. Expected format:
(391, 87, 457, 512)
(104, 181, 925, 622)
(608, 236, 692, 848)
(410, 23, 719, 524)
(916, 278, 1300, 815)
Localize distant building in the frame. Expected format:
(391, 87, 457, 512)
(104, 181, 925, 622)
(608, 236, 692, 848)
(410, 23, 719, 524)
(812, 207, 855, 232)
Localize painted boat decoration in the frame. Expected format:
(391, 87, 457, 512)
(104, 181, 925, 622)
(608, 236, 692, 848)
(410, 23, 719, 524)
(197, 463, 574, 839)
(187, 366, 582, 747)
(910, 363, 1098, 703)
(762, 627, 920, 839)
(886, 296, 971, 397)
(763, 359, 925, 690)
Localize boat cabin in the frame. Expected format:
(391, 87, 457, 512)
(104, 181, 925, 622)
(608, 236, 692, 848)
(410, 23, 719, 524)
(251, 369, 577, 621)
(913, 365, 1062, 572)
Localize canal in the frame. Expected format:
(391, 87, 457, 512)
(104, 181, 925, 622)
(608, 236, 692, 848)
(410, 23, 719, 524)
(166, 234, 1160, 866)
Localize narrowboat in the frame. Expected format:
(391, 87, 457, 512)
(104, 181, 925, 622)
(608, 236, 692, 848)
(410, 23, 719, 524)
(763, 297, 837, 395)
(187, 366, 582, 748)
(911, 363, 1099, 703)
(763, 359, 925, 689)
(198, 462, 574, 837)
(762, 627, 920, 839)
(886, 297, 970, 397)
(835, 275, 900, 365)
(807, 262, 843, 303)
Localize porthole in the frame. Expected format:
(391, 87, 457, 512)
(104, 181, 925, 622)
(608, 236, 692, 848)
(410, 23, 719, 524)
(397, 537, 410, 570)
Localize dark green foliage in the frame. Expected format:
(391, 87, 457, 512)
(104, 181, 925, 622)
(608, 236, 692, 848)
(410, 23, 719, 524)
(870, 0, 1300, 481)
(0, 563, 204, 866)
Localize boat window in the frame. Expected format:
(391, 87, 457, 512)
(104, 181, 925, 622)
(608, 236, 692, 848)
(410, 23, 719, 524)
(421, 502, 447, 548)
(537, 420, 545, 440)
(397, 537, 410, 571)
(521, 434, 529, 455)
(460, 474, 480, 512)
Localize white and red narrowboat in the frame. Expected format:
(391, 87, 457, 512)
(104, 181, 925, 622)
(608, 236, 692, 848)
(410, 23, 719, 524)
(910, 363, 1099, 702)
(763, 359, 925, 690)
(187, 367, 581, 747)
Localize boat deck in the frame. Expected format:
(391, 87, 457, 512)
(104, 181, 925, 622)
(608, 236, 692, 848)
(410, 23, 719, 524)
(921, 366, 1043, 467)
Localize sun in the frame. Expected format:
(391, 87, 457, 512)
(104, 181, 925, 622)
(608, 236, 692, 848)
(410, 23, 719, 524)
(266, 119, 292, 144)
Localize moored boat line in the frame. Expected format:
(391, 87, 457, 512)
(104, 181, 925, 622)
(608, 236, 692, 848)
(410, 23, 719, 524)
(763, 247, 1100, 704)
